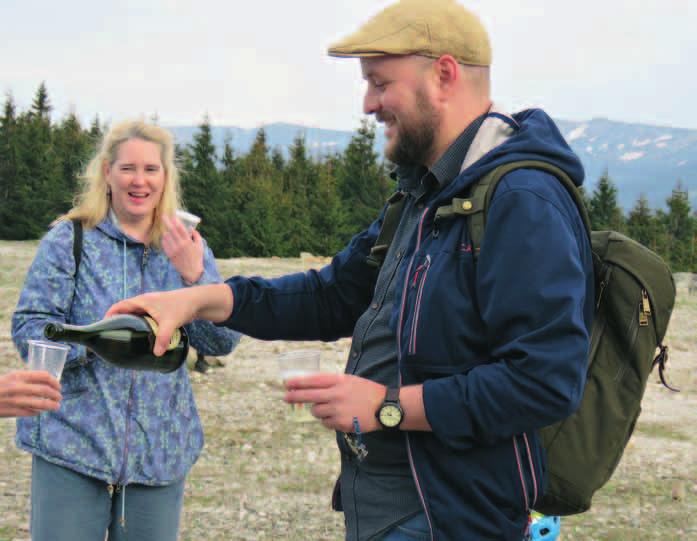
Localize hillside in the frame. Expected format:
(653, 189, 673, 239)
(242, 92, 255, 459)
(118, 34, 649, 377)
(169, 117, 697, 211)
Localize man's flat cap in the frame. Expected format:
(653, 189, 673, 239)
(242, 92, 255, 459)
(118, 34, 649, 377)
(328, 0, 491, 66)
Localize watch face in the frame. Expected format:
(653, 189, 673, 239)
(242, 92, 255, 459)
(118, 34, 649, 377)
(379, 404, 402, 428)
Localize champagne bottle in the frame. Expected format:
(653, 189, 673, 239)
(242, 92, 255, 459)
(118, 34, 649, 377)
(43, 315, 188, 374)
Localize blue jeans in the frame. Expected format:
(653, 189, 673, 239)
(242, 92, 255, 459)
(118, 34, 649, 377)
(30, 455, 185, 541)
(380, 513, 430, 541)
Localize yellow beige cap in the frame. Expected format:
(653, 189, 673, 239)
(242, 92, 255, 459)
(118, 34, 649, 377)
(328, 0, 491, 67)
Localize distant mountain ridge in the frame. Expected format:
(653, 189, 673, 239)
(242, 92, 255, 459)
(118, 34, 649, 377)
(169, 117, 697, 210)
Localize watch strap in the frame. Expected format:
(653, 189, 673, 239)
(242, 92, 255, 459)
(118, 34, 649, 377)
(385, 386, 400, 404)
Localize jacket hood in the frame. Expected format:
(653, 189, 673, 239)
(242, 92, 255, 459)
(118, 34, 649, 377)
(439, 107, 584, 203)
(95, 210, 149, 246)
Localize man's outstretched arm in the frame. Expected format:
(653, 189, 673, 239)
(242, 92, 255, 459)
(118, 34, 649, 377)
(106, 283, 234, 356)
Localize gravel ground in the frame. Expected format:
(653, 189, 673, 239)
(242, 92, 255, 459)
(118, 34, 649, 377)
(0, 247, 694, 540)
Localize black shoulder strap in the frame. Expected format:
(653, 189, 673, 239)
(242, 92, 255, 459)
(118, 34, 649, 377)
(366, 191, 407, 269)
(434, 160, 591, 261)
(72, 219, 83, 276)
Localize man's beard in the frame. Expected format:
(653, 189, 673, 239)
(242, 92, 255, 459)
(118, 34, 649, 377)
(380, 90, 440, 167)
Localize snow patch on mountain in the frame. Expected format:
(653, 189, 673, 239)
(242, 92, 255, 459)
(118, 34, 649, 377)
(655, 135, 673, 142)
(656, 142, 668, 149)
(566, 124, 587, 142)
(620, 151, 645, 161)
(632, 138, 652, 147)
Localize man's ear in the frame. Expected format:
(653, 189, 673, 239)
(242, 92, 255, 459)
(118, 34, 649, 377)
(432, 54, 460, 91)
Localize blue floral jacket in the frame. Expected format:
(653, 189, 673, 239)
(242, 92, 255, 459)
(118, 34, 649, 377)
(12, 216, 240, 486)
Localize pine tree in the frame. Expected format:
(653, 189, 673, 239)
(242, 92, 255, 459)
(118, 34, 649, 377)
(626, 195, 654, 248)
(89, 115, 103, 148)
(589, 170, 624, 231)
(664, 182, 694, 271)
(54, 110, 91, 214)
(31, 82, 51, 120)
(180, 115, 227, 254)
(335, 119, 391, 236)
(14, 83, 60, 236)
(0, 94, 20, 238)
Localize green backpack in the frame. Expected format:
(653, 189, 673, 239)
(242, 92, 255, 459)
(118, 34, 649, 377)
(371, 160, 677, 516)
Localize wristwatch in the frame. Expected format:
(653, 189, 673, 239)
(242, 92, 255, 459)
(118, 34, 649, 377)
(376, 387, 404, 430)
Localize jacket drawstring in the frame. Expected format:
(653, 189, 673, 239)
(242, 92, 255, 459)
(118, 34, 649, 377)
(122, 238, 127, 299)
(120, 484, 127, 530)
(120, 238, 127, 531)
(108, 484, 128, 531)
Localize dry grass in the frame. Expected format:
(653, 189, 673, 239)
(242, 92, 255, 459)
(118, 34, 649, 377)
(0, 246, 695, 540)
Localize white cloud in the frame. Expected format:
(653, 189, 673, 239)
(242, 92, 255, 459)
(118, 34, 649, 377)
(1, 0, 695, 129)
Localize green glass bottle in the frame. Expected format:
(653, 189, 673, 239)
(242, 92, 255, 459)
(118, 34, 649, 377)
(44, 314, 188, 373)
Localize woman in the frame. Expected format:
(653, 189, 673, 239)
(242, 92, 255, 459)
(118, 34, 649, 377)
(12, 120, 240, 541)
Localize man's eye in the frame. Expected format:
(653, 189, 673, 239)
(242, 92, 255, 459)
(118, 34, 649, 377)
(120, 165, 134, 171)
(146, 166, 160, 173)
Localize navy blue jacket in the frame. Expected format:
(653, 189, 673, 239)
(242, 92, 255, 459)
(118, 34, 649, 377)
(223, 108, 594, 540)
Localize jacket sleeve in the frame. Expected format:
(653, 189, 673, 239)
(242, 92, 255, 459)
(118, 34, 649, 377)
(11, 221, 88, 369)
(219, 216, 383, 341)
(184, 238, 242, 356)
(423, 171, 593, 450)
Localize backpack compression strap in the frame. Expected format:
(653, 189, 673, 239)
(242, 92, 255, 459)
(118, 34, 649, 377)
(434, 160, 592, 261)
(366, 191, 407, 269)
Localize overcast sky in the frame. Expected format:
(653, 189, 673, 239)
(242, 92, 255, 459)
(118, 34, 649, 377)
(1, 0, 695, 131)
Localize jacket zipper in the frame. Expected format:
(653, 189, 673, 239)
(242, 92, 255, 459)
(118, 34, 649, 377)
(117, 245, 148, 485)
(512, 433, 539, 512)
(409, 255, 431, 355)
(396, 207, 434, 540)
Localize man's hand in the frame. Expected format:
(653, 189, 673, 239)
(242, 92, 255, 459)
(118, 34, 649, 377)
(106, 284, 234, 356)
(284, 373, 385, 433)
(0, 370, 62, 418)
(162, 215, 204, 284)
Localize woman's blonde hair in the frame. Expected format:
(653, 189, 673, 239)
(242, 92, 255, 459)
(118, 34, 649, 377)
(58, 119, 182, 248)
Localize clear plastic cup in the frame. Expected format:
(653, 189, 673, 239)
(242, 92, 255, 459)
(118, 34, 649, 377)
(175, 210, 201, 231)
(277, 349, 320, 423)
(27, 339, 70, 379)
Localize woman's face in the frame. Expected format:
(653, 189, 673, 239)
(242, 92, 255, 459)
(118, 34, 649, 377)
(105, 138, 166, 226)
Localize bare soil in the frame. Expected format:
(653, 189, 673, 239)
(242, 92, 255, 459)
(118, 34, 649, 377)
(0, 246, 694, 541)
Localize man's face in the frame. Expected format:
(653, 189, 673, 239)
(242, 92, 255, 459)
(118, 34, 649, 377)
(361, 56, 441, 166)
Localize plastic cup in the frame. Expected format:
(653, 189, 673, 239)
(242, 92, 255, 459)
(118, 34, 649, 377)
(175, 210, 201, 231)
(277, 349, 320, 423)
(27, 339, 70, 379)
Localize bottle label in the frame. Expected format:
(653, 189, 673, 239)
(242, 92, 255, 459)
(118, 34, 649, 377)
(143, 316, 181, 351)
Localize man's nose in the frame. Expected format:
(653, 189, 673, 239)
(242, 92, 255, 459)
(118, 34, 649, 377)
(363, 89, 380, 115)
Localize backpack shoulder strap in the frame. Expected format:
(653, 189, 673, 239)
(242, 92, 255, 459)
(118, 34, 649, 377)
(366, 191, 407, 269)
(72, 218, 83, 277)
(435, 160, 591, 261)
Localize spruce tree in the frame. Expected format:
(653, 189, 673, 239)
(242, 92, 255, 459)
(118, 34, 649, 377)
(0, 94, 20, 238)
(180, 115, 226, 254)
(589, 170, 624, 231)
(626, 195, 654, 248)
(335, 119, 391, 236)
(54, 110, 91, 213)
(15, 83, 60, 236)
(664, 182, 694, 271)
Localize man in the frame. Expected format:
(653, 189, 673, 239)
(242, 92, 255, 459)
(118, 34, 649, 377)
(0, 370, 62, 417)
(108, 0, 594, 539)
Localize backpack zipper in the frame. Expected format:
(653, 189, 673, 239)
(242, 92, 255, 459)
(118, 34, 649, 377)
(639, 289, 651, 326)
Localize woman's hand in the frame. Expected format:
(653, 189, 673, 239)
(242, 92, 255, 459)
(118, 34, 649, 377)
(162, 215, 204, 284)
(0, 370, 62, 418)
